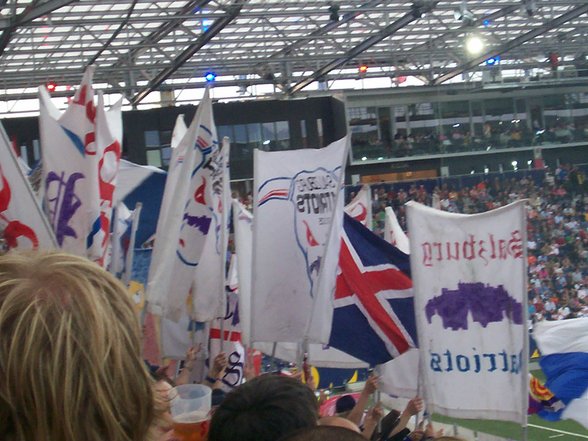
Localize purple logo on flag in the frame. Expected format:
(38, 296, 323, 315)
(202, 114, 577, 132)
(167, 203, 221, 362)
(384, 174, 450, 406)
(45, 171, 84, 246)
(425, 282, 523, 331)
(175, 124, 218, 267)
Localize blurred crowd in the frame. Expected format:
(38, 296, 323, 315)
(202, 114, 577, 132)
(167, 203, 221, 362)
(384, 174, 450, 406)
(367, 163, 588, 322)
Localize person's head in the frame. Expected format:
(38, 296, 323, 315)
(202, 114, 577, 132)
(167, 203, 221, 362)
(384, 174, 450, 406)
(208, 374, 319, 441)
(318, 416, 360, 433)
(0, 251, 161, 441)
(278, 425, 365, 441)
(334, 394, 356, 417)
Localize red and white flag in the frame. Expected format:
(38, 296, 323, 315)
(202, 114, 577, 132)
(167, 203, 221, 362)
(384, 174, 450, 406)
(39, 67, 122, 265)
(344, 185, 372, 229)
(384, 206, 410, 254)
(0, 123, 56, 250)
(39, 66, 99, 257)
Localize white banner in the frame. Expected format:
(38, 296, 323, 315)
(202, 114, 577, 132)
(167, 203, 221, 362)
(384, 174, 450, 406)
(406, 201, 527, 423)
(192, 137, 230, 322)
(234, 199, 366, 368)
(232, 200, 254, 345)
(251, 137, 348, 343)
(89, 92, 122, 266)
(39, 67, 100, 257)
(147, 89, 219, 321)
(0, 123, 56, 250)
(384, 206, 410, 254)
(344, 184, 372, 229)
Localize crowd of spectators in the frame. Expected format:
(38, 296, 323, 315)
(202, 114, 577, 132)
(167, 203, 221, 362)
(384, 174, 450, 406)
(355, 120, 588, 160)
(366, 163, 588, 322)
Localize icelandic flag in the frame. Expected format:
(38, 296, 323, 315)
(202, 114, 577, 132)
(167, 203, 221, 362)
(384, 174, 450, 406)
(309, 213, 417, 367)
(534, 318, 588, 428)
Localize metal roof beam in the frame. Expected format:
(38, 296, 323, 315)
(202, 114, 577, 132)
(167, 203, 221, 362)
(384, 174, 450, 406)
(288, 1, 439, 95)
(110, 0, 212, 69)
(432, 3, 588, 85)
(0, 0, 75, 29)
(129, 2, 243, 106)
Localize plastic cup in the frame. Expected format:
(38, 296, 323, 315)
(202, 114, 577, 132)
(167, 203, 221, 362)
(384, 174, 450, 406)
(170, 384, 212, 441)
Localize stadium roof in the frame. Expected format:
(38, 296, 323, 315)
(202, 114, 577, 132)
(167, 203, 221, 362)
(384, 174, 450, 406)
(1, 0, 587, 110)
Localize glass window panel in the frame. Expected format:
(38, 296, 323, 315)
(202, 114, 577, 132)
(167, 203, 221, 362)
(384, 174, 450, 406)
(317, 118, 324, 147)
(161, 147, 171, 167)
(275, 121, 289, 150)
(160, 130, 172, 146)
(33, 139, 40, 160)
(569, 93, 588, 140)
(247, 123, 262, 151)
(218, 125, 233, 142)
(349, 106, 378, 161)
(146, 149, 162, 168)
(234, 124, 247, 144)
(300, 120, 308, 148)
(144, 130, 160, 147)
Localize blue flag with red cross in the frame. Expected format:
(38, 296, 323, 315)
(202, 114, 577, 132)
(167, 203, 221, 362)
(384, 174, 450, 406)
(328, 214, 417, 366)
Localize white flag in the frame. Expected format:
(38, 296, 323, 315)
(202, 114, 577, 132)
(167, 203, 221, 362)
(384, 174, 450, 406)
(209, 288, 246, 391)
(157, 115, 189, 232)
(232, 200, 254, 345)
(233, 200, 366, 368)
(406, 200, 527, 423)
(192, 137, 231, 322)
(147, 89, 218, 321)
(251, 137, 348, 343)
(344, 184, 372, 229)
(39, 67, 100, 257)
(384, 206, 410, 254)
(88, 92, 122, 266)
(0, 123, 56, 250)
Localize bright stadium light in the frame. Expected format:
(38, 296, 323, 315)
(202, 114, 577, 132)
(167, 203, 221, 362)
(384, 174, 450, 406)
(465, 35, 484, 55)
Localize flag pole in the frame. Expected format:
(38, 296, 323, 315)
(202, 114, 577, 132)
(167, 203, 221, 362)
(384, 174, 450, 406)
(218, 136, 231, 353)
(109, 204, 120, 275)
(520, 200, 530, 441)
(123, 202, 142, 287)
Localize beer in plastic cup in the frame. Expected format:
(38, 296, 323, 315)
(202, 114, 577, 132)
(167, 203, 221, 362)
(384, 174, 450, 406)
(172, 410, 209, 441)
(170, 384, 212, 441)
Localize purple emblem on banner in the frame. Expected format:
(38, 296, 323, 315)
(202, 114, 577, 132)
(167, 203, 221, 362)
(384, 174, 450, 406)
(45, 171, 84, 246)
(425, 282, 523, 331)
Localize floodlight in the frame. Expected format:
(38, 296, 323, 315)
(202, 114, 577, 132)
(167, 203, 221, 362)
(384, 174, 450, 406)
(465, 35, 484, 55)
(204, 72, 217, 82)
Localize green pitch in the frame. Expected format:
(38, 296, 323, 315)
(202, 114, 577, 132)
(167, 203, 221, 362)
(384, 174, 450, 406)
(432, 414, 588, 440)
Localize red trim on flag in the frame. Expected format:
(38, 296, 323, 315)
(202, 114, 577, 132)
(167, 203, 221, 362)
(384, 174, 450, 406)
(210, 328, 242, 342)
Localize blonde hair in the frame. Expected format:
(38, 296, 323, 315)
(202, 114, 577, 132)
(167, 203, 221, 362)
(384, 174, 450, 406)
(0, 251, 161, 441)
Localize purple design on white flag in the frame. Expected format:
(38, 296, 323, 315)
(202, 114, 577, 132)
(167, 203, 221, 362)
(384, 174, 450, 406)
(425, 282, 523, 331)
(45, 171, 84, 245)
